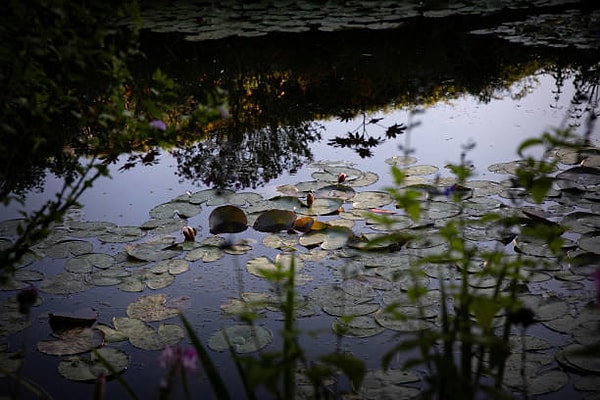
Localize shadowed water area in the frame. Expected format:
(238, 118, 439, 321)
(1, 1, 600, 399)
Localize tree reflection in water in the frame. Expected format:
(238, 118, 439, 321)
(172, 121, 322, 190)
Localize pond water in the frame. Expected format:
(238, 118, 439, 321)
(2, 2, 600, 400)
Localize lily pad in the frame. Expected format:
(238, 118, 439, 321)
(209, 205, 248, 234)
(98, 226, 145, 243)
(65, 253, 116, 273)
(58, 347, 129, 382)
(37, 327, 104, 356)
(332, 315, 385, 337)
(253, 209, 297, 232)
(39, 272, 93, 294)
(126, 294, 180, 322)
(207, 325, 272, 353)
(125, 240, 181, 262)
(44, 240, 93, 259)
(149, 201, 202, 219)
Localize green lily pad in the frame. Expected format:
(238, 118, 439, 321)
(126, 294, 180, 322)
(125, 240, 182, 262)
(39, 272, 93, 294)
(358, 368, 421, 399)
(58, 347, 129, 382)
(44, 240, 93, 259)
(112, 317, 184, 350)
(184, 245, 224, 262)
(207, 325, 272, 353)
(37, 327, 104, 356)
(297, 197, 344, 216)
(98, 226, 145, 243)
(374, 308, 435, 332)
(140, 218, 186, 233)
(149, 201, 202, 219)
(209, 205, 248, 234)
(65, 253, 116, 273)
(352, 191, 393, 209)
(332, 315, 385, 337)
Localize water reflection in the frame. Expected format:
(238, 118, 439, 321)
(131, 20, 598, 190)
(171, 121, 322, 189)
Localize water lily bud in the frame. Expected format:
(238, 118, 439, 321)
(338, 172, 347, 183)
(306, 191, 314, 207)
(182, 226, 196, 241)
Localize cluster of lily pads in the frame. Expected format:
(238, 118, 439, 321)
(1, 146, 600, 396)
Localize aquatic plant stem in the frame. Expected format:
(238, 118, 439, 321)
(179, 314, 231, 400)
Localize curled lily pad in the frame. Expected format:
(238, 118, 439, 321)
(58, 347, 129, 382)
(253, 209, 297, 232)
(209, 205, 248, 234)
(207, 325, 272, 353)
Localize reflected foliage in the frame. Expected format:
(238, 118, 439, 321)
(138, 11, 598, 181)
(172, 121, 322, 189)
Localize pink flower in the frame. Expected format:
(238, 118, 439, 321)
(159, 346, 198, 373)
(149, 119, 167, 131)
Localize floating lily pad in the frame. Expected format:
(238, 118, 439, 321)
(140, 218, 186, 233)
(149, 201, 202, 219)
(209, 205, 248, 234)
(207, 325, 272, 353)
(37, 327, 104, 356)
(313, 184, 356, 200)
(374, 308, 435, 332)
(40, 272, 93, 294)
(556, 166, 600, 190)
(297, 197, 344, 216)
(126, 294, 180, 322)
(65, 253, 116, 273)
(58, 347, 129, 382)
(184, 245, 224, 262)
(125, 240, 181, 262)
(44, 240, 93, 259)
(385, 155, 418, 166)
(0, 346, 23, 378)
(98, 226, 145, 243)
(358, 368, 421, 399)
(66, 221, 117, 238)
(352, 191, 393, 209)
(578, 231, 600, 255)
(111, 317, 184, 350)
(299, 226, 352, 250)
(253, 209, 297, 232)
(332, 315, 385, 337)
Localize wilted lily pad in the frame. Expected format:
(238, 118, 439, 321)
(209, 205, 248, 234)
(207, 325, 272, 353)
(58, 347, 129, 382)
